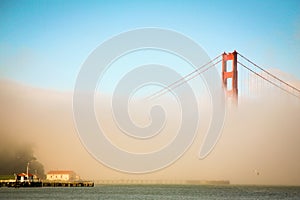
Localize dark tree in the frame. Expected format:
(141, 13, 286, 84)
(0, 139, 45, 179)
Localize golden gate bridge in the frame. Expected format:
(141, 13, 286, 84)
(147, 50, 300, 105)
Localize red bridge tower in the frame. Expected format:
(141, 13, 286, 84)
(222, 51, 238, 105)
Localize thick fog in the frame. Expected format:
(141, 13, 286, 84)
(0, 77, 299, 185)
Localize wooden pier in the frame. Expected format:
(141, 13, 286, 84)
(0, 180, 94, 187)
(42, 181, 94, 187)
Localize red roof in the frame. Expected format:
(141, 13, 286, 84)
(47, 170, 75, 175)
(17, 173, 34, 177)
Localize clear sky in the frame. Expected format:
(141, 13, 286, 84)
(0, 0, 299, 90)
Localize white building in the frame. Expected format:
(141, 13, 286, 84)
(16, 173, 34, 182)
(46, 170, 77, 181)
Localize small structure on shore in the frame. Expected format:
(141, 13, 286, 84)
(16, 172, 34, 182)
(14, 172, 42, 187)
(4, 162, 43, 187)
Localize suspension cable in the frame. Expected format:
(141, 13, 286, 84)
(149, 59, 222, 100)
(146, 54, 222, 100)
(238, 61, 300, 99)
(238, 53, 300, 93)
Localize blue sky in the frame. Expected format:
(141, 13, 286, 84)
(1, 0, 299, 90)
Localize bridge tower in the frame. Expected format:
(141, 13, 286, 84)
(222, 50, 238, 105)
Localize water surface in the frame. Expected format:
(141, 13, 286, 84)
(1, 184, 300, 199)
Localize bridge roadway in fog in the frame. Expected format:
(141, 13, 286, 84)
(95, 179, 230, 185)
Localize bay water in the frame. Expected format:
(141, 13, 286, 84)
(1, 184, 300, 199)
